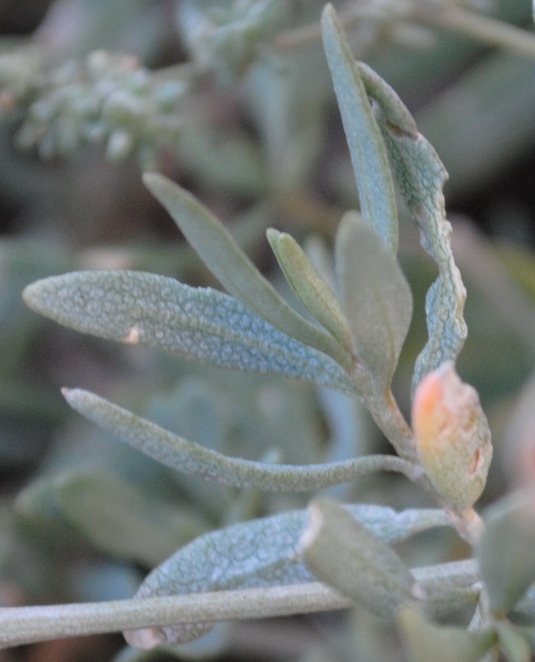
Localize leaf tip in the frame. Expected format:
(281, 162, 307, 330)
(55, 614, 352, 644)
(321, 2, 337, 25)
(265, 227, 281, 244)
(61, 387, 92, 411)
(142, 171, 164, 189)
(21, 279, 43, 311)
(142, 172, 172, 204)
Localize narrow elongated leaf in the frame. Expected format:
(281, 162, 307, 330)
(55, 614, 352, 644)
(335, 212, 413, 392)
(124, 503, 449, 646)
(143, 173, 350, 368)
(23, 270, 354, 394)
(321, 5, 398, 253)
(62, 388, 422, 492)
(53, 470, 208, 566)
(398, 606, 497, 662)
(356, 63, 467, 392)
(266, 228, 351, 348)
(477, 493, 535, 614)
(301, 498, 414, 620)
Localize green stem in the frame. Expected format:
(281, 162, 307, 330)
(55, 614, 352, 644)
(354, 375, 417, 463)
(274, 4, 535, 59)
(0, 561, 481, 649)
(420, 6, 535, 58)
(362, 385, 487, 548)
(0, 584, 350, 649)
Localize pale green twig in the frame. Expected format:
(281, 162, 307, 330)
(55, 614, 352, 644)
(0, 584, 351, 650)
(0, 561, 481, 649)
(419, 6, 535, 58)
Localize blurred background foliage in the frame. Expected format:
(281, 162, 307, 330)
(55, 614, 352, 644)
(1, 1, 535, 661)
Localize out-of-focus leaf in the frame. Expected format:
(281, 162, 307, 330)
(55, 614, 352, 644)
(499, 243, 535, 303)
(512, 625, 535, 653)
(124, 502, 449, 646)
(416, 54, 535, 200)
(23, 270, 355, 394)
(477, 493, 535, 615)
(0, 238, 70, 390)
(335, 212, 413, 393)
(53, 470, 209, 566)
(495, 622, 531, 662)
(398, 605, 497, 662)
(244, 50, 330, 192)
(146, 377, 231, 520)
(13, 476, 80, 552)
(301, 498, 414, 620)
(61, 388, 420, 492)
(176, 127, 268, 196)
(142, 173, 350, 368)
(267, 228, 351, 348)
(357, 62, 467, 393)
(510, 584, 535, 622)
(72, 562, 141, 603)
(146, 371, 323, 518)
(176, 0, 289, 82)
(321, 5, 398, 254)
(500, 370, 535, 487)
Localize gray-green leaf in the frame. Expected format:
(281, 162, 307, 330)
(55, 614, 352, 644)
(266, 228, 351, 348)
(301, 497, 414, 621)
(23, 270, 354, 394)
(335, 212, 413, 393)
(398, 605, 496, 662)
(495, 623, 531, 662)
(61, 388, 421, 492)
(511, 625, 535, 656)
(477, 493, 535, 615)
(124, 503, 449, 646)
(143, 173, 350, 368)
(321, 4, 398, 253)
(52, 470, 208, 566)
(356, 62, 467, 393)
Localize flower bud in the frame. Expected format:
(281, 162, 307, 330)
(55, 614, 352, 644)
(412, 361, 492, 509)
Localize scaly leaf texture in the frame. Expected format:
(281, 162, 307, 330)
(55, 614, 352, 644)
(357, 62, 467, 393)
(23, 271, 354, 394)
(61, 388, 420, 492)
(335, 212, 413, 394)
(124, 504, 450, 646)
(321, 4, 398, 254)
(143, 173, 351, 368)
